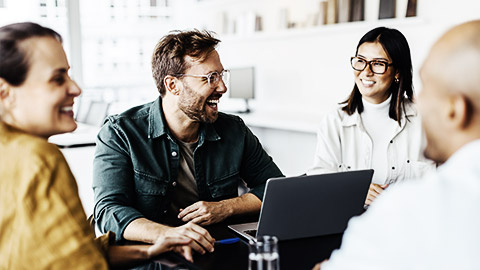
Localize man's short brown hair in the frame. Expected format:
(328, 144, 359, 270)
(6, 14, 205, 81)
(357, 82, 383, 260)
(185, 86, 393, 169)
(151, 29, 220, 97)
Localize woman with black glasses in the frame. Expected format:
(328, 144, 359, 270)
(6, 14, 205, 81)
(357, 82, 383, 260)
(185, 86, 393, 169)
(308, 27, 435, 207)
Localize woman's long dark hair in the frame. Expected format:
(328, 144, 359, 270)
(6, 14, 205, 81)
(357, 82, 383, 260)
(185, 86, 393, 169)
(341, 27, 414, 125)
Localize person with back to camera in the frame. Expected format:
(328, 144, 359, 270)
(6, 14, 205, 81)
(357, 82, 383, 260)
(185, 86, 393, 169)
(0, 22, 192, 269)
(308, 27, 435, 206)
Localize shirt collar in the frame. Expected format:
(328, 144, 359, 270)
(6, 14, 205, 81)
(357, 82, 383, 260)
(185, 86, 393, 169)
(147, 96, 221, 142)
(443, 139, 480, 167)
(0, 121, 26, 142)
(148, 97, 168, 139)
(341, 110, 361, 127)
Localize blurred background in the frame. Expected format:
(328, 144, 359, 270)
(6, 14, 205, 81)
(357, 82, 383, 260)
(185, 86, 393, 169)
(1, 0, 479, 213)
(2, 0, 479, 119)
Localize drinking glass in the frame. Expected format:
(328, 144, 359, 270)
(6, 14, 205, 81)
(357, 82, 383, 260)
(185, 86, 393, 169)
(248, 235, 280, 270)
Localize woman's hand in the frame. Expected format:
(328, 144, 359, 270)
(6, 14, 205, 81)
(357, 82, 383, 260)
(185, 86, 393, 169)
(107, 236, 192, 266)
(158, 222, 215, 259)
(365, 183, 389, 206)
(147, 236, 192, 260)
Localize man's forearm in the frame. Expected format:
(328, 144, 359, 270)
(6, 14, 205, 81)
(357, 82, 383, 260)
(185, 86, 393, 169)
(123, 218, 171, 244)
(221, 193, 262, 217)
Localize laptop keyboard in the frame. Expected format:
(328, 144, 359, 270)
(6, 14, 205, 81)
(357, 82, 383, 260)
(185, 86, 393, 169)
(244, 229, 257, 237)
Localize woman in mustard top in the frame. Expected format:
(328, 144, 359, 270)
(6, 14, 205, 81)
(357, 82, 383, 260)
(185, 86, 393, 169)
(0, 22, 193, 269)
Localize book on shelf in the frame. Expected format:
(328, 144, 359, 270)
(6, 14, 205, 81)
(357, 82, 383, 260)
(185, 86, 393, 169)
(365, 0, 380, 21)
(338, 0, 350, 23)
(314, 1, 328, 25)
(326, 0, 338, 24)
(255, 15, 263, 32)
(406, 0, 417, 17)
(379, 0, 396, 19)
(349, 0, 365, 22)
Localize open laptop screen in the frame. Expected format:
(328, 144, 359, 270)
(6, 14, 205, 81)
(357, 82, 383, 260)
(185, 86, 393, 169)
(229, 170, 373, 241)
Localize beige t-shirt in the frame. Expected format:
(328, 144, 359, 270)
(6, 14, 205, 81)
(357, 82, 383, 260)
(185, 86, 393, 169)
(168, 139, 199, 220)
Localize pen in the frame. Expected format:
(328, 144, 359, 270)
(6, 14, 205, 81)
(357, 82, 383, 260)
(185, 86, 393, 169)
(215, 237, 240, 245)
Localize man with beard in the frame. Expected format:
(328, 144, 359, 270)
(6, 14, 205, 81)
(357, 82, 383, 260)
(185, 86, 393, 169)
(313, 20, 480, 270)
(92, 30, 283, 259)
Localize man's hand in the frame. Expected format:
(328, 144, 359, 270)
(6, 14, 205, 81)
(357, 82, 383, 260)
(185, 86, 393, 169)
(178, 201, 233, 226)
(365, 183, 389, 206)
(160, 222, 215, 256)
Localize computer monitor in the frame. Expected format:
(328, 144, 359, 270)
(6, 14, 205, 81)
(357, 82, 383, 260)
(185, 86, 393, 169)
(228, 66, 255, 113)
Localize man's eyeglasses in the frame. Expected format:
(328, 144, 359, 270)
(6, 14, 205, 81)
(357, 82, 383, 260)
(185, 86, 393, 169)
(350, 56, 393, 74)
(174, 70, 230, 88)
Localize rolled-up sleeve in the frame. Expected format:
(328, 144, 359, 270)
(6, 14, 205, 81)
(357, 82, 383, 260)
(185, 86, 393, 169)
(93, 121, 144, 242)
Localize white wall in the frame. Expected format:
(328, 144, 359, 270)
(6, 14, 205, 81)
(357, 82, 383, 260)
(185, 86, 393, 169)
(165, 0, 480, 176)
(172, 0, 480, 117)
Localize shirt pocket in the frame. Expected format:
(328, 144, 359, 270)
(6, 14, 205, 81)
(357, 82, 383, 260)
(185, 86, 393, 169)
(133, 170, 170, 220)
(207, 172, 240, 199)
(133, 170, 169, 196)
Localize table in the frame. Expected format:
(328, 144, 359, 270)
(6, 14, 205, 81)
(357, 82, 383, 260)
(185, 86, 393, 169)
(127, 220, 343, 270)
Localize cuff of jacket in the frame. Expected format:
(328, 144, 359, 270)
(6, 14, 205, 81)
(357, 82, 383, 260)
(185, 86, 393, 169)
(248, 182, 266, 201)
(96, 208, 144, 243)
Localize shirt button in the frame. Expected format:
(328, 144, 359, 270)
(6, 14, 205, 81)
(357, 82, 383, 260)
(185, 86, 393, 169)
(172, 181, 177, 187)
(171, 151, 177, 157)
(407, 160, 410, 163)
(163, 210, 168, 214)
(392, 167, 395, 170)
(390, 140, 393, 143)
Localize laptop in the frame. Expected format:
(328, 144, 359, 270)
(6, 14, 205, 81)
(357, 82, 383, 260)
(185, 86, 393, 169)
(228, 170, 373, 241)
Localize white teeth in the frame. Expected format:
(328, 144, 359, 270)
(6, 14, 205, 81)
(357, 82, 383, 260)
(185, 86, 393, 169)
(207, 99, 219, 104)
(60, 106, 73, 112)
(362, 79, 375, 86)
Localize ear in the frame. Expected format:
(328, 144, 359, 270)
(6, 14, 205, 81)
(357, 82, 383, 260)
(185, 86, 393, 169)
(0, 78, 11, 100)
(448, 94, 472, 130)
(163, 75, 180, 96)
(394, 72, 400, 83)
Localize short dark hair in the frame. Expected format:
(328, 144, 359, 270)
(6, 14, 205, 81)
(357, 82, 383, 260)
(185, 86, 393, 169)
(151, 29, 220, 97)
(341, 27, 414, 125)
(0, 22, 62, 86)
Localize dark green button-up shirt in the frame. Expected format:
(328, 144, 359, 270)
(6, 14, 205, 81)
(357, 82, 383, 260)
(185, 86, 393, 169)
(93, 97, 283, 241)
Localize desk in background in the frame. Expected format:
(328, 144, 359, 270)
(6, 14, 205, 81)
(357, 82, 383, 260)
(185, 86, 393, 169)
(49, 122, 99, 148)
(231, 109, 321, 176)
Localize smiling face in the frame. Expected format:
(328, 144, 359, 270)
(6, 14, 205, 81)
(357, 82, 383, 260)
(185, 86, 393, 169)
(354, 42, 397, 104)
(177, 50, 227, 123)
(5, 37, 81, 138)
